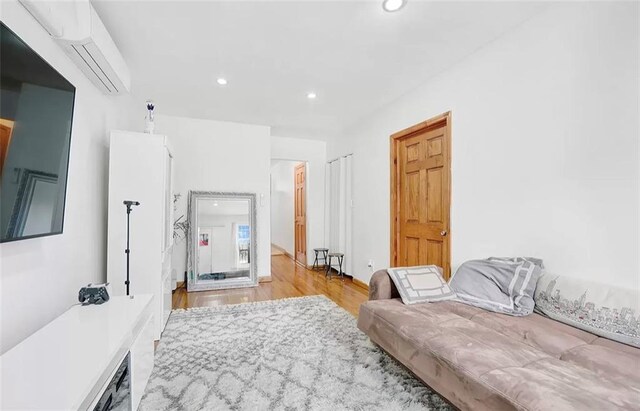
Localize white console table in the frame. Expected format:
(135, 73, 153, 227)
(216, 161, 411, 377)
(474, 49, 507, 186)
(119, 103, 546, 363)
(1, 295, 155, 410)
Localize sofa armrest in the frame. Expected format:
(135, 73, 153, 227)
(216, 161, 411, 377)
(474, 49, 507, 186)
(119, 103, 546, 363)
(369, 269, 400, 300)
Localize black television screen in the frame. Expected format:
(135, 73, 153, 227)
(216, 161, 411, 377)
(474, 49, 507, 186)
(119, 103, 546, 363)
(0, 22, 76, 243)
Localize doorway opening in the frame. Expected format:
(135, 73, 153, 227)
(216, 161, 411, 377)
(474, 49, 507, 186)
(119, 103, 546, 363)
(270, 160, 307, 267)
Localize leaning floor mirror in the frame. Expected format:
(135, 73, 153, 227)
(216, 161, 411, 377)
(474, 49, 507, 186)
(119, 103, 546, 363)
(187, 191, 257, 291)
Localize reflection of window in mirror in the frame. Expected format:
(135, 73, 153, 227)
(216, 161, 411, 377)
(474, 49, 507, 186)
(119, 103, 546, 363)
(237, 224, 250, 265)
(0, 119, 14, 175)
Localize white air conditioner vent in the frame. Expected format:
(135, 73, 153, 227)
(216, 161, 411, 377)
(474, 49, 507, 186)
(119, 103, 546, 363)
(19, 0, 131, 95)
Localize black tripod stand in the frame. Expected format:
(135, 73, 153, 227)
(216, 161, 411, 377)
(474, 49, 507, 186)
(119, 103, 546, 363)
(123, 200, 140, 296)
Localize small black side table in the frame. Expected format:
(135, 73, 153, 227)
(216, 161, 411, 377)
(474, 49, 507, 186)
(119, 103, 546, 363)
(312, 248, 329, 270)
(326, 252, 345, 279)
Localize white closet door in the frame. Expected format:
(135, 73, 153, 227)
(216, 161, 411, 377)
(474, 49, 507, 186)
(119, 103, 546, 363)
(344, 156, 353, 276)
(327, 155, 353, 275)
(162, 147, 173, 253)
(329, 160, 340, 253)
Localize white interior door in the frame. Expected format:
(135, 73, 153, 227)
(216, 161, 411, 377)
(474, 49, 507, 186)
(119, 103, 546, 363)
(22, 179, 57, 236)
(198, 227, 213, 275)
(211, 226, 230, 272)
(327, 156, 353, 275)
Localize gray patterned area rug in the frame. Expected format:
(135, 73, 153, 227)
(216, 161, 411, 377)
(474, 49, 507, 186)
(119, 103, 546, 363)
(140, 295, 451, 411)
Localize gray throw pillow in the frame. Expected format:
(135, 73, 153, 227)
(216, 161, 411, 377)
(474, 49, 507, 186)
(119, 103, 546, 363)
(449, 258, 543, 316)
(387, 265, 456, 305)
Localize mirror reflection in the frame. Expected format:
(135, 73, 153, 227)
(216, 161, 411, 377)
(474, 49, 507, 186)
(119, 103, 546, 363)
(196, 198, 250, 281)
(188, 192, 257, 291)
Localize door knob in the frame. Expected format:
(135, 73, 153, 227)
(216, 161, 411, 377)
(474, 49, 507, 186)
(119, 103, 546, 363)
(440, 230, 448, 236)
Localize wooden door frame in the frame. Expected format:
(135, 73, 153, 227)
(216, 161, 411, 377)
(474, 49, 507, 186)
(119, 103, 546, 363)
(0, 120, 14, 173)
(294, 162, 307, 267)
(390, 111, 452, 277)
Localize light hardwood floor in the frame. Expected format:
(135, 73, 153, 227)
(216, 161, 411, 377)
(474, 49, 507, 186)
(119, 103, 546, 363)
(172, 255, 369, 316)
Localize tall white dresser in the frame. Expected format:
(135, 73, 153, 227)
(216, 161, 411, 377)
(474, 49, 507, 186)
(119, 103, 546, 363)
(107, 130, 174, 339)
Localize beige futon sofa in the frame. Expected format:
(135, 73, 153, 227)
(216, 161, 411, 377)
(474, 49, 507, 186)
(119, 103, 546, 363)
(357, 270, 640, 411)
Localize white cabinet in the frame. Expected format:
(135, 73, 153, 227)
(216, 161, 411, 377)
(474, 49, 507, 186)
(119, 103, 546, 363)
(107, 130, 174, 339)
(1, 296, 154, 411)
(161, 248, 172, 328)
(130, 314, 155, 410)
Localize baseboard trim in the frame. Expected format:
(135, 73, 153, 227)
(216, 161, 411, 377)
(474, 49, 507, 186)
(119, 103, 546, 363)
(271, 243, 295, 261)
(322, 269, 368, 291)
(296, 260, 313, 270)
(352, 277, 369, 291)
(258, 276, 272, 283)
(272, 243, 313, 268)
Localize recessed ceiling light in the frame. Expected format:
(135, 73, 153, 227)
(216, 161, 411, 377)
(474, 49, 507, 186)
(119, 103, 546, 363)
(307, 92, 317, 99)
(216, 78, 228, 86)
(382, 0, 406, 12)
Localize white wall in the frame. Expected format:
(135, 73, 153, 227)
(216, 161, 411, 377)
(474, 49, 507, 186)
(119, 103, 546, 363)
(271, 136, 327, 265)
(0, 1, 136, 353)
(155, 114, 272, 280)
(270, 161, 296, 255)
(330, 2, 639, 290)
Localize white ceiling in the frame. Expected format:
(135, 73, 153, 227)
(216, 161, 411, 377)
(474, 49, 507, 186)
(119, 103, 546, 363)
(198, 198, 249, 216)
(93, 1, 545, 139)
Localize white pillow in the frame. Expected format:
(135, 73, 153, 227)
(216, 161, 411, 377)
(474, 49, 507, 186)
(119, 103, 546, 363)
(387, 265, 456, 305)
(535, 273, 640, 348)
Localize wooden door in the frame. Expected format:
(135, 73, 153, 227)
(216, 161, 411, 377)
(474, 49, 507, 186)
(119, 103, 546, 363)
(391, 112, 452, 278)
(294, 163, 307, 265)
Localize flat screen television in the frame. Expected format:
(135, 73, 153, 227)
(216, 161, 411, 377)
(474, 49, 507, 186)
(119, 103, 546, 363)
(0, 22, 76, 243)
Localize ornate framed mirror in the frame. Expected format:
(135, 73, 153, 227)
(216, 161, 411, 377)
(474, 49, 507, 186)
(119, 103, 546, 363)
(186, 191, 257, 291)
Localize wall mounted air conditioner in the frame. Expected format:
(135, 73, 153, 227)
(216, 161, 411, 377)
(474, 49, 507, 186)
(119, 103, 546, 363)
(19, 0, 131, 95)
